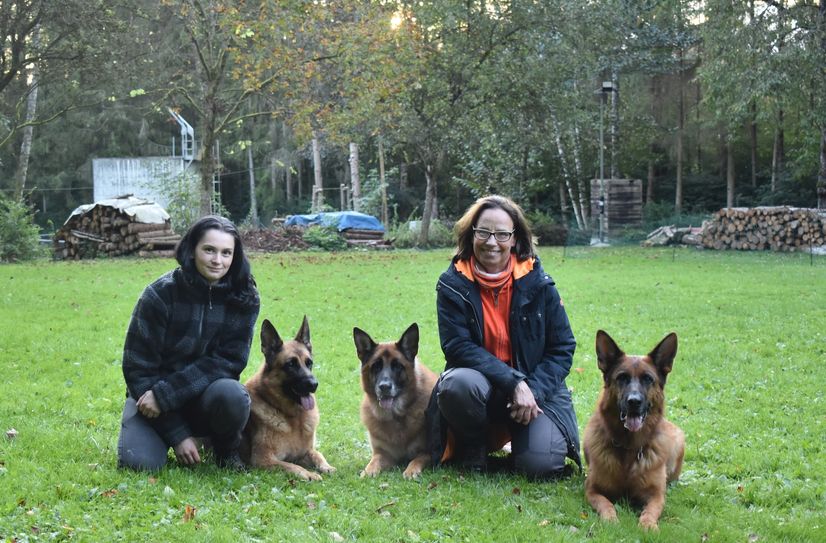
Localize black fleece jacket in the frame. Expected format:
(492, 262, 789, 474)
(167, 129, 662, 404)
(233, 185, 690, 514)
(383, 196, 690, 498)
(122, 267, 259, 446)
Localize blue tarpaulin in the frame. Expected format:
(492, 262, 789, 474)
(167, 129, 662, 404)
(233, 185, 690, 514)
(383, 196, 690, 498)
(284, 211, 385, 232)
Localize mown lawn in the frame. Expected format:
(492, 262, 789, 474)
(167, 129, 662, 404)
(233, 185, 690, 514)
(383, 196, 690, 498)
(1, 247, 824, 542)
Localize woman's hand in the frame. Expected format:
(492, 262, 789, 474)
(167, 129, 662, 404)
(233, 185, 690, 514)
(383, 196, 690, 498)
(136, 390, 161, 418)
(173, 437, 201, 465)
(509, 381, 542, 425)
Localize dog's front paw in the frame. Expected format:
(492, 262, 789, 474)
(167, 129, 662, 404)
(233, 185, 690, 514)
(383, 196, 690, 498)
(291, 467, 322, 482)
(402, 466, 422, 479)
(598, 508, 618, 523)
(317, 463, 336, 474)
(360, 458, 382, 478)
(638, 513, 659, 531)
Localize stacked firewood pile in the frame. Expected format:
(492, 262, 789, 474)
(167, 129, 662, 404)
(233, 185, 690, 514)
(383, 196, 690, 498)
(700, 206, 826, 252)
(341, 228, 393, 249)
(54, 197, 180, 260)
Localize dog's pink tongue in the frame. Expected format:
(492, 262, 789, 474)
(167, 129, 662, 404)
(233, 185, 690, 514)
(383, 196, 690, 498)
(300, 395, 315, 411)
(624, 416, 643, 432)
(379, 398, 394, 410)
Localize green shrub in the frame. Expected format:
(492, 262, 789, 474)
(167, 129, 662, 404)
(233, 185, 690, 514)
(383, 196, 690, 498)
(302, 225, 348, 251)
(527, 212, 569, 246)
(0, 196, 43, 262)
(389, 219, 454, 249)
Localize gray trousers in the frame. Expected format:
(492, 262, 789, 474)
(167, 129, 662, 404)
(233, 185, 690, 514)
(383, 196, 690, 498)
(117, 378, 250, 471)
(436, 367, 568, 478)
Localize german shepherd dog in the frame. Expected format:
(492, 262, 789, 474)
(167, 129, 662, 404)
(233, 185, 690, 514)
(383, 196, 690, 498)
(239, 317, 335, 481)
(353, 323, 438, 479)
(583, 330, 685, 530)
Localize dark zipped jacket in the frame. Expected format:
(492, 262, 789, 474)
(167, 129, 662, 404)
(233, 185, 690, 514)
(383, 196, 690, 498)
(122, 267, 259, 446)
(427, 255, 581, 468)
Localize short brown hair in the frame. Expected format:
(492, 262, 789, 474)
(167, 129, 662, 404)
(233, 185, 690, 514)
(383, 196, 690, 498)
(453, 195, 535, 261)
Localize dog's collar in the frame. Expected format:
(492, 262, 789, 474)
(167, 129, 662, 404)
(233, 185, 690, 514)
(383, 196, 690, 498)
(611, 439, 644, 461)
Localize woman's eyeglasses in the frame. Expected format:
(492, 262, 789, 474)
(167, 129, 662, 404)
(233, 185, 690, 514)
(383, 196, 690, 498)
(473, 228, 515, 242)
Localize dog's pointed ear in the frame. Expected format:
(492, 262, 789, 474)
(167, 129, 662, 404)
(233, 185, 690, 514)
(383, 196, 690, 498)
(261, 319, 284, 359)
(353, 327, 377, 365)
(595, 330, 624, 374)
(397, 323, 419, 363)
(295, 315, 312, 352)
(649, 332, 678, 377)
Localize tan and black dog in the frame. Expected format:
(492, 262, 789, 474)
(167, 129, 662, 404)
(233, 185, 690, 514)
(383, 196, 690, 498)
(353, 323, 438, 479)
(239, 317, 335, 481)
(583, 330, 685, 530)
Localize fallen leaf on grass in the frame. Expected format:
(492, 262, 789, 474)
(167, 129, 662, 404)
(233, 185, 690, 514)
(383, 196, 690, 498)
(378, 483, 390, 490)
(183, 504, 196, 523)
(574, 367, 585, 374)
(748, 534, 759, 542)
(307, 500, 317, 510)
(427, 482, 438, 490)
(538, 520, 550, 527)
(579, 511, 589, 520)
(737, 485, 744, 493)
(101, 489, 118, 498)
(516, 504, 522, 513)
(701, 534, 710, 542)
(148, 476, 158, 484)
(329, 532, 344, 542)
(6, 428, 18, 439)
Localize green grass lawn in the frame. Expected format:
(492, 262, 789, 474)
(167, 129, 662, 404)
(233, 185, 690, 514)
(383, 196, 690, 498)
(1, 247, 824, 542)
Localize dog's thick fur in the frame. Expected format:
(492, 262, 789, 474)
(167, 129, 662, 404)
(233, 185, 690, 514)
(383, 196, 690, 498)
(583, 330, 685, 530)
(353, 323, 437, 479)
(239, 317, 335, 481)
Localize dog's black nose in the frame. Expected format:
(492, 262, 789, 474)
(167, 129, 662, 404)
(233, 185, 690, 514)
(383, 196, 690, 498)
(627, 393, 643, 410)
(307, 378, 318, 393)
(378, 382, 392, 394)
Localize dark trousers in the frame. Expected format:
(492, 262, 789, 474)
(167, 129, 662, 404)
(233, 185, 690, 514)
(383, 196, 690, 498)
(117, 378, 250, 471)
(436, 368, 568, 478)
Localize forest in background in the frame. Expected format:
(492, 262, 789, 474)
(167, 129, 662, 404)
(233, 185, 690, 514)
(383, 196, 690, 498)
(1, 0, 824, 243)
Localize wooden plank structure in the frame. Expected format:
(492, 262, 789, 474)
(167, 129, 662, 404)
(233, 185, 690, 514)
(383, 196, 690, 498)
(590, 178, 643, 237)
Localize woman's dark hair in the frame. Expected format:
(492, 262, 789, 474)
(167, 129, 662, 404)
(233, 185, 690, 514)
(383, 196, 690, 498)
(175, 215, 258, 307)
(454, 195, 536, 261)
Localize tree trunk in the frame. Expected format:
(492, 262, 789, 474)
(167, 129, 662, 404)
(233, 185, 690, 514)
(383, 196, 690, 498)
(647, 75, 658, 205)
(312, 134, 323, 211)
(749, 100, 758, 188)
(675, 89, 684, 213)
(378, 138, 388, 226)
(559, 182, 569, 226)
(818, 0, 826, 209)
(571, 121, 589, 224)
(349, 142, 361, 211)
(199, 133, 217, 216)
(551, 110, 584, 229)
(13, 26, 40, 201)
(247, 146, 259, 225)
(419, 152, 443, 246)
(817, 126, 826, 209)
(726, 139, 735, 208)
(695, 79, 702, 172)
(400, 157, 408, 191)
(419, 165, 436, 245)
(647, 154, 656, 204)
(675, 50, 685, 213)
(771, 109, 784, 193)
(610, 70, 619, 179)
